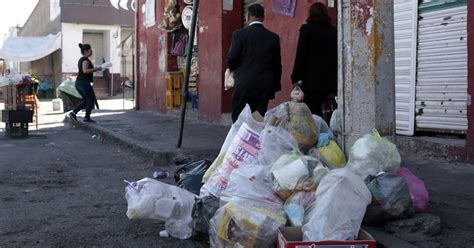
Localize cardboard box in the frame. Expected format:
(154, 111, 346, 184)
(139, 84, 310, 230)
(277, 227, 376, 248)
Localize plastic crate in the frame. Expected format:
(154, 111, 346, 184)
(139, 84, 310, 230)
(5, 122, 29, 138)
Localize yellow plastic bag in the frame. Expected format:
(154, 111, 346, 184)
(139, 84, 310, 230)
(314, 140, 346, 168)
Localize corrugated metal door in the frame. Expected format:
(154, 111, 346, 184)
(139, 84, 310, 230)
(416, 5, 468, 133)
(394, 0, 418, 135)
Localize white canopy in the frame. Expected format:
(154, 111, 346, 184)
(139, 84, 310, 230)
(0, 33, 61, 62)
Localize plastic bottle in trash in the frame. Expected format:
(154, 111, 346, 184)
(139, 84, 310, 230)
(153, 170, 169, 179)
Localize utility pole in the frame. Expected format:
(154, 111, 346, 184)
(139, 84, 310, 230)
(337, 0, 396, 151)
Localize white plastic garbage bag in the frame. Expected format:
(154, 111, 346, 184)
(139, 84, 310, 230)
(255, 126, 299, 167)
(201, 120, 263, 197)
(302, 168, 371, 241)
(271, 152, 329, 200)
(347, 129, 401, 180)
(313, 114, 334, 139)
(202, 104, 263, 183)
(124, 178, 196, 239)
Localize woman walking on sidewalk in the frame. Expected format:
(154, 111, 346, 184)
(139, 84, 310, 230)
(68, 43, 101, 123)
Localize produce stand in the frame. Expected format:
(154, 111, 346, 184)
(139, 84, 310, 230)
(0, 74, 38, 138)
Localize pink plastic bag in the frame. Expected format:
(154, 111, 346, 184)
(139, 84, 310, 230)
(397, 168, 429, 213)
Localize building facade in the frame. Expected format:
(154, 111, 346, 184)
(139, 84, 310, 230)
(19, 0, 135, 96)
(135, 0, 474, 162)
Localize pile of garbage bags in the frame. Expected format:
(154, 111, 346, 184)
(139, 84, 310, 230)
(124, 102, 430, 247)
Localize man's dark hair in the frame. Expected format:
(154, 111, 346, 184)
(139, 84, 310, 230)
(248, 4, 264, 18)
(307, 2, 330, 23)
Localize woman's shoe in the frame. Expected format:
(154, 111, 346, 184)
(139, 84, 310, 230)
(68, 112, 78, 122)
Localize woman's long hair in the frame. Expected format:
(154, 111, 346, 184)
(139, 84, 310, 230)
(307, 2, 330, 23)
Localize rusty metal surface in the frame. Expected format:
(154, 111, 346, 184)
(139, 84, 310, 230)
(338, 0, 396, 150)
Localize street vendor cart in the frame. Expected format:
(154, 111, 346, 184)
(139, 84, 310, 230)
(0, 74, 39, 138)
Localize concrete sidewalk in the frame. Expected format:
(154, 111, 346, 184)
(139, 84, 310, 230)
(65, 104, 229, 164)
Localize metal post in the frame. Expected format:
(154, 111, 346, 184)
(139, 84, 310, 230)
(177, 0, 200, 148)
(338, 0, 396, 150)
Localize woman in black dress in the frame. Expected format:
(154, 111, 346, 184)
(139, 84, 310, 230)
(291, 3, 337, 116)
(69, 43, 101, 123)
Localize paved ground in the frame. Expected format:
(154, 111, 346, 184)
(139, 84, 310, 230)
(1, 99, 474, 247)
(0, 123, 207, 247)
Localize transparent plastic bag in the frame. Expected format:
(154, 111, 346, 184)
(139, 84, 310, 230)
(209, 164, 286, 247)
(313, 114, 334, 139)
(363, 173, 415, 226)
(255, 126, 299, 167)
(397, 168, 429, 213)
(302, 168, 371, 241)
(124, 178, 196, 239)
(271, 152, 329, 200)
(201, 120, 264, 197)
(284, 191, 317, 226)
(203, 105, 262, 182)
(222, 163, 282, 205)
(309, 140, 347, 169)
(347, 129, 401, 180)
(209, 200, 286, 248)
(191, 195, 221, 242)
(266, 102, 319, 152)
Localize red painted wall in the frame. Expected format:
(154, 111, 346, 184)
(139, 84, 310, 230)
(198, 0, 243, 122)
(263, 0, 337, 107)
(136, 0, 168, 112)
(467, 1, 474, 162)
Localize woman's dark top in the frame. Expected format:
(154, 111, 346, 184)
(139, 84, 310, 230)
(77, 57, 94, 82)
(291, 20, 337, 95)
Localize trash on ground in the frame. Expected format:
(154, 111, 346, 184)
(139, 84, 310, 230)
(153, 169, 169, 179)
(271, 152, 329, 200)
(124, 178, 196, 239)
(266, 102, 319, 152)
(302, 168, 371, 241)
(201, 120, 263, 197)
(174, 160, 211, 195)
(347, 129, 401, 180)
(191, 195, 220, 242)
(363, 172, 415, 225)
(309, 140, 346, 169)
(284, 191, 316, 226)
(397, 168, 429, 213)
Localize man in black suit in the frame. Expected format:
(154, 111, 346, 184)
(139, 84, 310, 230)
(227, 4, 282, 123)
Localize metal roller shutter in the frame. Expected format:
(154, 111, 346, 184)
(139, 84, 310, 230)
(416, 5, 468, 133)
(394, 0, 418, 135)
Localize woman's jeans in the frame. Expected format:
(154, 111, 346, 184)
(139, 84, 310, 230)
(73, 80, 94, 118)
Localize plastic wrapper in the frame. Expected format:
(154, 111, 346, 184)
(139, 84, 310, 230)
(266, 102, 319, 152)
(201, 120, 263, 197)
(397, 168, 429, 213)
(284, 191, 317, 226)
(313, 114, 334, 139)
(203, 105, 263, 183)
(255, 126, 299, 167)
(271, 152, 329, 200)
(210, 201, 287, 248)
(309, 140, 347, 169)
(363, 173, 415, 225)
(124, 178, 196, 239)
(302, 168, 371, 241)
(347, 129, 401, 180)
(329, 108, 341, 134)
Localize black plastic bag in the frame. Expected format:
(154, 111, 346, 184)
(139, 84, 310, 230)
(191, 195, 220, 242)
(174, 160, 211, 195)
(363, 173, 415, 226)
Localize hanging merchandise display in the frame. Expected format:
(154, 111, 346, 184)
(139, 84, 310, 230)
(159, 0, 182, 32)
